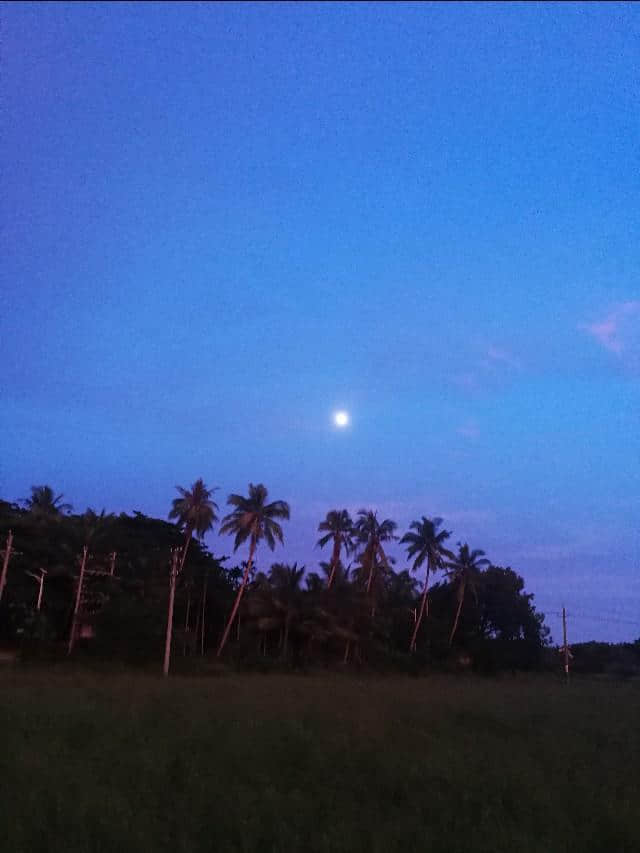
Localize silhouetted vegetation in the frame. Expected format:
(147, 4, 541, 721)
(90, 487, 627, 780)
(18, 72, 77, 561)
(0, 484, 558, 674)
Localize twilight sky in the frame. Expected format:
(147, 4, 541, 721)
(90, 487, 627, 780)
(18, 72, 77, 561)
(2, 2, 639, 642)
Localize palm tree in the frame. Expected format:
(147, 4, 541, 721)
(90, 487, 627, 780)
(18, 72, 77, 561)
(169, 479, 219, 572)
(269, 562, 305, 657)
(23, 485, 72, 517)
(400, 516, 453, 652)
(316, 510, 354, 589)
(354, 510, 397, 595)
(216, 483, 290, 657)
(165, 480, 218, 676)
(445, 543, 490, 647)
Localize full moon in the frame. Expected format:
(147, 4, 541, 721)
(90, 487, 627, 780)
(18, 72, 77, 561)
(333, 410, 350, 428)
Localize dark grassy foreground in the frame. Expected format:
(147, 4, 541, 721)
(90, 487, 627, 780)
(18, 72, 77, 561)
(1, 670, 639, 853)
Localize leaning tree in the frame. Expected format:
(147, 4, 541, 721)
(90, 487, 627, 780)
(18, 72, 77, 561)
(400, 516, 453, 652)
(216, 483, 290, 657)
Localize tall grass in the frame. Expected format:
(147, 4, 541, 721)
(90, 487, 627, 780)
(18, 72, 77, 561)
(1, 671, 638, 852)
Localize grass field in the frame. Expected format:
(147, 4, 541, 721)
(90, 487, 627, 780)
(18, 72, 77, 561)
(1, 669, 639, 852)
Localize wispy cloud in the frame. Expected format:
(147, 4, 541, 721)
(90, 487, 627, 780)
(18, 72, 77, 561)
(581, 301, 640, 355)
(454, 344, 522, 394)
(486, 346, 521, 370)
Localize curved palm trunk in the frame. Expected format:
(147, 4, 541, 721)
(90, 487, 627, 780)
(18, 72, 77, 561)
(163, 549, 180, 676)
(449, 579, 466, 647)
(410, 563, 431, 652)
(377, 543, 391, 573)
(179, 528, 193, 574)
(327, 537, 341, 590)
(365, 541, 376, 595)
(217, 536, 256, 657)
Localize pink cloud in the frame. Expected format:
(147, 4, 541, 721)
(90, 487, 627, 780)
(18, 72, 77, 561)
(582, 301, 640, 355)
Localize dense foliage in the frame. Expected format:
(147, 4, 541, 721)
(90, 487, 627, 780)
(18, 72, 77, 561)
(0, 484, 555, 672)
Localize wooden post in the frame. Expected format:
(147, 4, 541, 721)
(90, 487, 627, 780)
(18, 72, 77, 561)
(26, 568, 47, 611)
(163, 548, 180, 676)
(109, 551, 117, 577)
(36, 569, 46, 611)
(0, 530, 14, 604)
(562, 606, 570, 682)
(68, 546, 88, 655)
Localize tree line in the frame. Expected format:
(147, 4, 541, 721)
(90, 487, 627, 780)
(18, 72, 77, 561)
(0, 480, 551, 674)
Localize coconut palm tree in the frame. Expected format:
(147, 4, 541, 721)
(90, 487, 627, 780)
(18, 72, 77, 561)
(354, 510, 397, 595)
(169, 479, 219, 572)
(216, 483, 290, 657)
(23, 485, 72, 517)
(316, 509, 354, 589)
(400, 516, 453, 652)
(445, 543, 490, 647)
(165, 480, 218, 676)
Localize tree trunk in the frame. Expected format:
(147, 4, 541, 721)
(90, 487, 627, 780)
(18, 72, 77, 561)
(179, 529, 193, 574)
(449, 580, 466, 647)
(377, 543, 391, 573)
(163, 550, 179, 675)
(217, 537, 256, 657)
(365, 542, 376, 595)
(327, 536, 341, 590)
(410, 563, 431, 652)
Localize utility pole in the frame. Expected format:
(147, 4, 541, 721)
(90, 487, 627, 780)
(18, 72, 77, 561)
(68, 546, 89, 655)
(163, 548, 181, 676)
(26, 568, 47, 611)
(0, 530, 14, 604)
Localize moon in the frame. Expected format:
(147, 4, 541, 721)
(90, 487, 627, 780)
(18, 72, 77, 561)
(333, 410, 350, 428)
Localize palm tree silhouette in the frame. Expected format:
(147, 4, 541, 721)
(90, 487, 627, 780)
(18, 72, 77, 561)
(169, 479, 219, 572)
(354, 510, 397, 595)
(217, 483, 290, 657)
(316, 509, 354, 589)
(400, 516, 453, 652)
(23, 485, 72, 517)
(445, 543, 490, 647)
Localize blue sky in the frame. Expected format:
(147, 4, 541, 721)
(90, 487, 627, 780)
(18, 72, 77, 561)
(2, 2, 639, 641)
